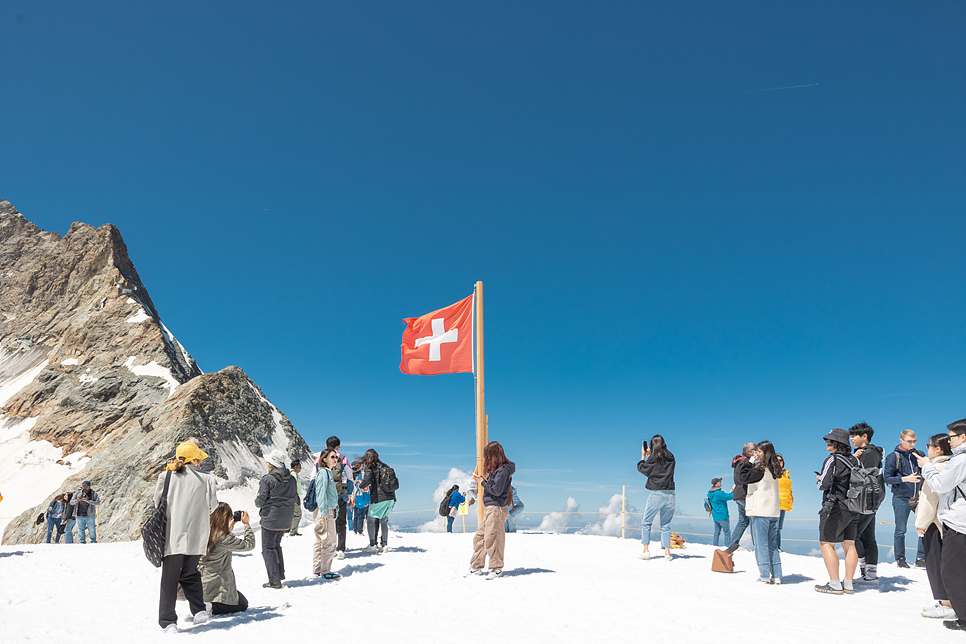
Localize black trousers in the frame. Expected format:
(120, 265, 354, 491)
(854, 512, 878, 565)
(336, 498, 348, 551)
(924, 523, 948, 601)
(211, 591, 248, 616)
(159, 554, 204, 628)
(261, 528, 286, 583)
(942, 524, 966, 623)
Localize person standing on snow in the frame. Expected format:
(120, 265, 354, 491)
(350, 466, 370, 536)
(467, 441, 515, 579)
(155, 441, 219, 633)
(915, 433, 955, 620)
(312, 449, 341, 579)
(289, 460, 304, 536)
(61, 491, 77, 544)
(884, 429, 926, 568)
(848, 422, 884, 584)
(725, 443, 757, 553)
(707, 478, 733, 547)
(255, 449, 296, 589)
(45, 494, 66, 543)
(638, 434, 676, 561)
(776, 455, 794, 552)
(504, 487, 524, 533)
(326, 436, 352, 559)
(814, 428, 861, 595)
(916, 418, 966, 632)
(744, 441, 783, 585)
(71, 480, 100, 543)
(359, 449, 398, 553)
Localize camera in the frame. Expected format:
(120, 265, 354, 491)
(233, 510, 243, 522)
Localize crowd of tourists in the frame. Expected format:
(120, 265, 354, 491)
(636, 418, 966, 633)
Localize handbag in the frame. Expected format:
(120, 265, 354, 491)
(711, 549, 735, 573)
(36, 513, 45, 525)
(141, 470, 172, 568)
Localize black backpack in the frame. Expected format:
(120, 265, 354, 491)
(439, 488, 456, 516)
(378, 464, 399, 493)
(835, 454, 883, 515)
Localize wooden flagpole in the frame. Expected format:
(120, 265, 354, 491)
(475, 281, 486, 523)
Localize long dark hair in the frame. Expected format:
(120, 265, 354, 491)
(756, 441, 784, 479)
(483, 441, 510, 475)
(649, 435, 670, 460)
(361, 449, 381, 470)
(930, 433, 953, 457)
(316, 448, 336, 468)
(208, 502, 233, 551)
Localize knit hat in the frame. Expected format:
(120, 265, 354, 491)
(710, 477, 722, 488)
(823, 428, 850, 445)
(176, 441, 208, 462)
(265, 449, 288, 469)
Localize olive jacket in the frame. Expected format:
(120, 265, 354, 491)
(198, 525, 256, 605)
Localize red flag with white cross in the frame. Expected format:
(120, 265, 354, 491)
(399, 294, 474, 375)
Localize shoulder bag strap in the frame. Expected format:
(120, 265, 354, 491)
(161, 470, 172, 503)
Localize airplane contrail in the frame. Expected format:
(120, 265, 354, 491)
(736, 83, 819, 94)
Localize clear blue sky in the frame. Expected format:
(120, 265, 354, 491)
(2, 2, 964, 536)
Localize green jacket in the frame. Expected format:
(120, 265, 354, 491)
(197, 525, 255, 605)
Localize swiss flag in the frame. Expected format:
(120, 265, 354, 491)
(399, 295, 474, 375)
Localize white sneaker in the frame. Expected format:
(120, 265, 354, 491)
(379, 545, 390, 553)
(192, 610, 208, 625)
(162, 624, 179, 634)
(465, 567, 484, 577)
(363, 545, 378, 553)
(772, 578, 782, 585)
(665, 555, 673, 561)
(204, 602, 212, 615)
(336, 550, 346, 560)
(639, 551, 651, 560)
(485, 569, 503, 580)
(922, 603, 957, 619)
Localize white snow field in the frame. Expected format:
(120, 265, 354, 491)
(0, 526, 958, 642)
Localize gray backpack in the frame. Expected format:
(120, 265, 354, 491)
(835, 454, 884, 515)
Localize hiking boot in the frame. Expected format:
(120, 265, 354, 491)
(262, 580, 282, 589)
(485, 569, 503, 580)
(192, 611, 208, 625)
(923, 603, 957, 619)
(915, 558, 927, 569)
(814, 583, 844, 595)
(896, 558, 910, 569)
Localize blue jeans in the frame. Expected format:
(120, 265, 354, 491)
(892, 495, 924, 561)
(730, 499, 751, 548)
(505, 511, 518, 533)
(63, 519, 76, 544)
(46, 517, 62, 543)
(446, 515, 455, 533)
(750, 516, 782, 579)
(641, 490, 676, 548)
(713, 519, 731, 547)
(777, 509, 786, 550)
(352, 506, 368, 534)
(76, 515, 97, 543)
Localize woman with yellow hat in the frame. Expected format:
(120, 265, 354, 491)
(156, 440, 219, 634)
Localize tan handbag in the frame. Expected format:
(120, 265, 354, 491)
(712, 549, 734, 573)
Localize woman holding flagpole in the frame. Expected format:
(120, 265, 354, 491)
(467, 441, 515, 580)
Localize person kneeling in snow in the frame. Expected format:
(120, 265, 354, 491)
(198, 503, 254, 616)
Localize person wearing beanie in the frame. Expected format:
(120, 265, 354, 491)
(156, 440, 219, 633)
(255, 449, 296, 589)
(707, 478, 734, 547)
(814, 428, 861, 595)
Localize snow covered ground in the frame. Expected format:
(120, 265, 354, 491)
(0, 520, 957, 642)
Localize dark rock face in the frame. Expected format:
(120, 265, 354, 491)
(0, 200, 311, 544)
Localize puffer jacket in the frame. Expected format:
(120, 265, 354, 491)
(255, 467, 297, 531)
(778, 471, 794, 512)
(917, 456, 950, 535)
(198, 525, 256, 605)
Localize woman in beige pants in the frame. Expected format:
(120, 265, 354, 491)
(467, 441, 516, 580)
(313, 449, 341, 579)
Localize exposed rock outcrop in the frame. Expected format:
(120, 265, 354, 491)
(0, 200, 312, 544)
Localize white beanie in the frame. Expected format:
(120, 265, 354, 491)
(265, 449, 288, 469)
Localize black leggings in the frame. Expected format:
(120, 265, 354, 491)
(211, 591, 248, 615)
(159, 554, 204, 628)
(367, 515, 389, 545)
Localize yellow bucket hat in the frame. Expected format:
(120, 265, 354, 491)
(175, 441, 208, 462)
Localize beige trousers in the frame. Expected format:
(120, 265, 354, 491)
(312, 508, 338, 574)
(470, 504, 510, 570)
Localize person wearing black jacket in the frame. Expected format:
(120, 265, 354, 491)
(725, 443, 758, 553)
(359, 449, 398, 553)
(638, 435, 676, 561)
(467, 441, 515, 579)
(849, 422, 885, 585)
(814, 428, 861, 595)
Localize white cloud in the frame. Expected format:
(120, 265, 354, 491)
(580, 493, 638, 537)
(416, 468, 475, 533)
(538, 497, 580, 533)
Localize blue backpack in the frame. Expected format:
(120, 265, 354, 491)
(303, 475, 318, 512)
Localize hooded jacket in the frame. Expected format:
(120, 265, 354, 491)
(480, 461, 516, 506)
(255, 467, 297, 531)
(707, 488, 733, 522)
(884, 444, 924, 498)
(637, 452, 675, 491)
(921, 444, 966, 535)
(314, 466, 339, 512)
(917, 455, 950, 535)
(359, 463, 398, 505)
(198, 525, 256, 605)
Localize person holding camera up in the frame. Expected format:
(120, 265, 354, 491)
(71, 481, 100, 543)
(638, 435, 676, 561)
(198, 502, 255, 617)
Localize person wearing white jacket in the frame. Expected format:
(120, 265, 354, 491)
(915, 433, 953, 620)
(154, 441, 220, 634)
(743, 440, 783, 584)
(917, 418, 966, 633)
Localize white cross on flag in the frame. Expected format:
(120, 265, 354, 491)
(399, 295, 474, 375)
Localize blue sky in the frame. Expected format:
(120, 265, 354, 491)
(2, 2, 964, 546)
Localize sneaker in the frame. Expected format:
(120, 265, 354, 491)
(915, 558, 927, 569)
(465, 567, 484, 577)
(289, 532, 302, 537)
(262, 580, 282, 589)
(639, 551, 651, 560)
(162, 624, 179, 634)
(922, 603, 957, 619)
(772, 578, 782, 585)
(814, 583, 844, 595)
(853, 576, 879, 586)
(945, 620, 966, 631)
(322, 572, 341, 580)
(485, 569, 503, 580)
(379, 544, 390, 553)
(896, 558, 910, 569)
(336, 550, 346, 560)
(363, 544, 378, 553)
(665, 555, 672, 561)
(192, 610, 208, 625)
(757, 577, 773, 584)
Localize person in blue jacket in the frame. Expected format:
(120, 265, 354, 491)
(883, 429, 925, 567)
(707, 478, 734, 547)
(446, 486, 466, 533)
